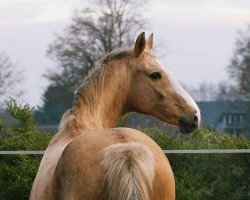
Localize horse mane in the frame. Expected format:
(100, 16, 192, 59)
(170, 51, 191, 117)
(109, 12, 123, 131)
(59, 48, 133, 133)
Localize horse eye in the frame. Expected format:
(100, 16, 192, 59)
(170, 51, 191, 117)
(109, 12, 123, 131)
(149, 72, 162, 80)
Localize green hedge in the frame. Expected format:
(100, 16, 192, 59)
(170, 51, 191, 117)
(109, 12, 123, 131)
(143, 128, 250, 200)
(0, 99, 249, 200)
(0, 99, 52, 200)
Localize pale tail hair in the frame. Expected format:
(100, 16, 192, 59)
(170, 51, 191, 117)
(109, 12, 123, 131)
(101, 142, 155, 200)
(59, 109, 75, 134)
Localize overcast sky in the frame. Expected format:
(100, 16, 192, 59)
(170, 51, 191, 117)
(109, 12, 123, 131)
(0, 0, 249, 107)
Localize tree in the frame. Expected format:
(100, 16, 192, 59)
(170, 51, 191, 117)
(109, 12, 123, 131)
(216, 81, 240, 101)
(0, 52, 24, 104)
(35, 84, 74, 125)
(228, 25, 250, 100)
(36, 0, 148, 124)
(47, 0, 148, 90)
(0, 99, 52, 200)
(185, 82, 219, 101)
(184, 82, 225, 102)
(185, 81, 240, 102)
(186, 26, 250, 103)
(227, 25, 250, 132)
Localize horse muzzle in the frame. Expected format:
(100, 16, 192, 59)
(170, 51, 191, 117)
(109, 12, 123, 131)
(178, 115, 199, 134)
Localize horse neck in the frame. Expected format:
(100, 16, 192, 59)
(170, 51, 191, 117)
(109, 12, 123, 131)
(71, 60, 131, 131)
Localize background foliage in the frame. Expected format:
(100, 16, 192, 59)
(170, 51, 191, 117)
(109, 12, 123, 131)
(144, 128, 250, 200)
(0, 99, 51, 200)
(0, 100, 249, 200)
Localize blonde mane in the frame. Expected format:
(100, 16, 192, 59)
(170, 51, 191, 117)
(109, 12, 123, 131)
(59, 48, 132, 133)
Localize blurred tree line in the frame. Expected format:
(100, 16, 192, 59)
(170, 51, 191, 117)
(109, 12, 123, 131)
(0, 52, 24, 106)
(35, 0, 148, 124)
(35, 0, 250, 125)
(0, 99, 249, 200)
(0, 1, 249, 124)
(186, 26, 250, 102)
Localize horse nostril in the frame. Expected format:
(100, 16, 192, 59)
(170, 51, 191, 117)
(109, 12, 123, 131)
(192, 115, 198, 128)
(179, 115, 199, 134)
(193, 115, 198, 124)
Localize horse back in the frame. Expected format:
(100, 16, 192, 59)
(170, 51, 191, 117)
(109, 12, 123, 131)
(55, 128, 175, 200)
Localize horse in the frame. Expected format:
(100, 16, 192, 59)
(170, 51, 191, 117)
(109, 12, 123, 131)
(30, 32, 200, 200)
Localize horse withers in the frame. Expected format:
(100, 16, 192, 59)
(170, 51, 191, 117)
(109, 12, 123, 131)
(30, 32, 200, 200)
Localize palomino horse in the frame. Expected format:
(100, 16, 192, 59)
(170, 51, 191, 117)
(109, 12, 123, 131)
(30, 32, 200, 200)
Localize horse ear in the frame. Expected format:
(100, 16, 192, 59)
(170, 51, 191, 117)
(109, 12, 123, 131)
(147, 33, 154, 49)
(134, 32, 146, 57)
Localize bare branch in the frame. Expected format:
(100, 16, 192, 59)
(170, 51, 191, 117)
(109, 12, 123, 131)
(0, 52, 25, 103)
(46, 0, 148, 89)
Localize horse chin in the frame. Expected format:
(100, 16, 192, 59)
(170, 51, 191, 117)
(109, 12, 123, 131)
(179, 125, 196, 134)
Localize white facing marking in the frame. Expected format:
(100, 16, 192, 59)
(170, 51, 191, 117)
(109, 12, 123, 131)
(155, 59, 201, 124)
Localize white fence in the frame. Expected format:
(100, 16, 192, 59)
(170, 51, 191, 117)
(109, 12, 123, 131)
(0, 149, 250, 155)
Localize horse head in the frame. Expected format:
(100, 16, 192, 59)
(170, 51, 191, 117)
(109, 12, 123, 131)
(127, 32, 200, 133)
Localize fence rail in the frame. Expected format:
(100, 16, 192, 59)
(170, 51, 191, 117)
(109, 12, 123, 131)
(0, 149, 250, 155)
(0, 151, 45, 155)
(163, 149, 250, 154)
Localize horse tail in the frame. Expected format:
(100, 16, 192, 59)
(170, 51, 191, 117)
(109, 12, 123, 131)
(58, 109, 75, 133)
(101, 142, 155, 200)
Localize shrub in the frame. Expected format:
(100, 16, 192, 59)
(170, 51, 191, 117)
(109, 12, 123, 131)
(0, 99, 52, 200)
(142, 128, 250, 200)
(0, 98, 52, 151)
